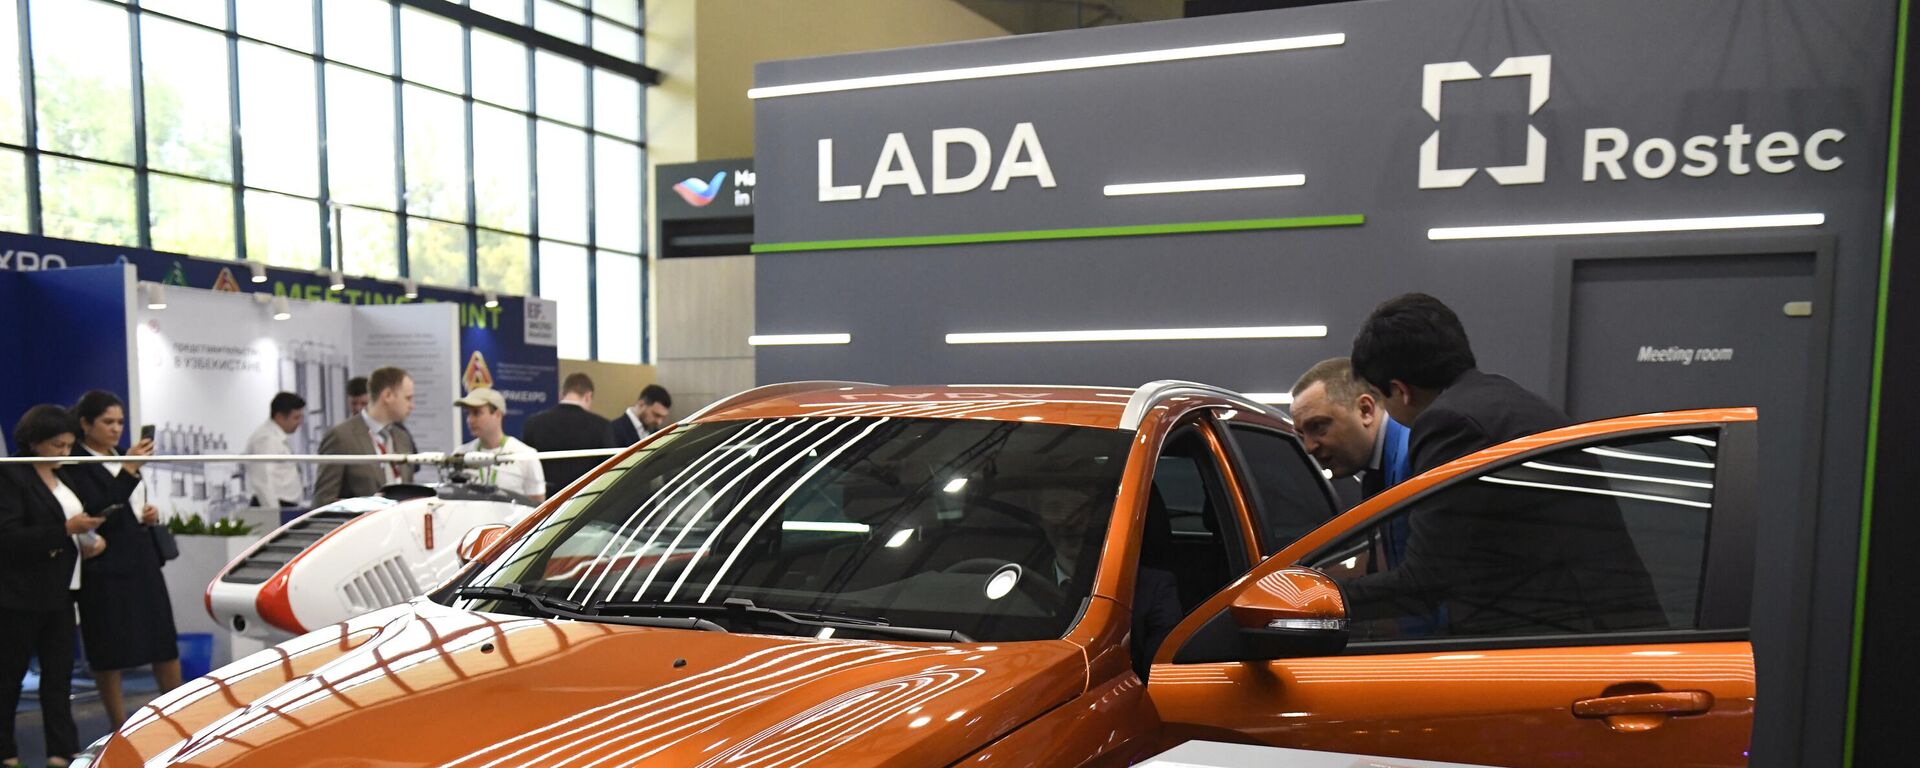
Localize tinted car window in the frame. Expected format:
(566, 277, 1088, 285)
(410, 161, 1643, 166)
(462, 417, 1131, 642)
(1308, 431, 1717, 642)
(1226, 424, 1338, 555)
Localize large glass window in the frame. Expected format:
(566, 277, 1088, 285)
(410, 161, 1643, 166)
(0, 0, 25, 146)
(402, 84, 466, 221)
(399, 6, 462, 92)
(237, 0, 313, 51)
(324, 65, 396, 209)
(407, 216, 467, 287)
(536, 120, 586, 243)
(594, 137, 640, 252)
(142, 17, 232, 181)
(239, 42, 319, 196)
(0, 149, 27, 233)
(595, 249, 639, 363)
(244, 190, 320, 268)
(538, 240, 588, 359)
(149, 174, 235, 257)
(533, 50, 584, 126)
(470, 31, 527, 110)
(34, 0, 133, 164)
(472, 104, 528, 232)
(0, 0, 649, 362)
(477, 229, 529, 294)
(41, 156, 135, 245)
(1313, 431, 1718, 641)
(338, 205, 398, 279)
(323, 0, 393, 73)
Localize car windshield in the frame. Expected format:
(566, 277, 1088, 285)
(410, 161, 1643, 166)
(452, 416, 1131, 642)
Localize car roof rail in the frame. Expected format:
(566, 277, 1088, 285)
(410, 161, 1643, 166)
(1120, 379, 1286, 431)
(682, 380, 882, 423)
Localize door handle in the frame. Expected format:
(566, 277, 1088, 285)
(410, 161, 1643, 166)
(1574, 690, 1714, 720)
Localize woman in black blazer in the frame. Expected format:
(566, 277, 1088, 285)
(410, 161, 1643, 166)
(68, 391, 180, 727)
(0, 406, 107, 768)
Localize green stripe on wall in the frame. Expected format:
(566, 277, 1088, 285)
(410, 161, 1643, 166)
(1845, 0, 1909, 763)
(750, 214, 1366, 253)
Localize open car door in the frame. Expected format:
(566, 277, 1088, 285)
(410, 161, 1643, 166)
(1144, 409, 1759, 768)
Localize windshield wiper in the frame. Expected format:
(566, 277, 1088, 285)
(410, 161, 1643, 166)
(589, 598, 974, 643)
(453, 584, 727, 633)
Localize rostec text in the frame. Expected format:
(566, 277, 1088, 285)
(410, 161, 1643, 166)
(1584, 124, 1845, 181)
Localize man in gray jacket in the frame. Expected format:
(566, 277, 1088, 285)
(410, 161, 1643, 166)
(311, 366, 417, 507)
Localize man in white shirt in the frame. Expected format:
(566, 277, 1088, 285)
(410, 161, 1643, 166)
(455, 388, 546, 504)
(246, 392, 308, 507)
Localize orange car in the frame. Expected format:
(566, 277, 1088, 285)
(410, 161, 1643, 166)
(80, 382, 1756, 767)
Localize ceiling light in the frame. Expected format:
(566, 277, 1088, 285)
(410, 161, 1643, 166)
(747, 33, 1346, 99)
(780, 521, 870, 533)
(942, 478, 968, 494)
(271, 296, 291, 321)
(885, 529, 915, 548)
(248, 262, 268, 284)
(483, 290, 499, 308)
(1428, 213, 1824, 240)
(328, 270, 346, 291)
(945, 325, 1326, 345)
(749, 333, 852, 346)
(1241, 392, 1295, 405)
(402, 278, 418, 300)
(143, 282, 166, 310)
(1104, 174, 1305, 197)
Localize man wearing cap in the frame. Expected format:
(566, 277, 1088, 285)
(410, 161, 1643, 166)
(455, 388, 546, 505)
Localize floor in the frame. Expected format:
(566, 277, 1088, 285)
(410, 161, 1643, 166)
(11, 669, 162, 767)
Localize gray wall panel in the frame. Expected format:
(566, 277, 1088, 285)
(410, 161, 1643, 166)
(752, 1, 1897, 762)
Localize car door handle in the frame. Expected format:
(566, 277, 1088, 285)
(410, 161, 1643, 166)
(1573, 690, 1714, 718)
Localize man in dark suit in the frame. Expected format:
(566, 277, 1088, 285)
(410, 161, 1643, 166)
(1289, 357, 1412, 507)
(1350, 293, 1569, 474)
(312, 366, 418, 507)
(522, 373, 614, 498)
(1341, 294, 1657, 637)
(609, 384, 672, 446)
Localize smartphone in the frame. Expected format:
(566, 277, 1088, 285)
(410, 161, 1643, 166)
(99, 502, 128, 521)
(140, 424, 156, 442)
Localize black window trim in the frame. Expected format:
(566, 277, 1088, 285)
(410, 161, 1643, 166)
(1214, 419, 1342, 556)
(1295, 419, 1758, 651)
(1155, 419, 1255, 579)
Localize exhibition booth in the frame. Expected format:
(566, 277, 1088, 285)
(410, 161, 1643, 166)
(0, 234, 561, 667)
(747, 0, 1898, 763)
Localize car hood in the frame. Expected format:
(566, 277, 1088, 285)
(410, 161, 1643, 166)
(101, 601, 1087, 768)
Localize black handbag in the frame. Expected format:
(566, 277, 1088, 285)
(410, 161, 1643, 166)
(150, 523, 179, 562)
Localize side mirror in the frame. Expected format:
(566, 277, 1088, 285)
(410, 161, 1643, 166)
(1172, 567, 1349, 664)
(457, 523, 511, 564)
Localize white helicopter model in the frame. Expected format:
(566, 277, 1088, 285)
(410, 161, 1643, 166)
(10, 446, 620, 641)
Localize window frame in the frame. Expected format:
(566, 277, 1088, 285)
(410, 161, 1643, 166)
(1295, 420, 1758, 655)
(1217, 420, 1341, 556)
(1144, 418, 1259, 590)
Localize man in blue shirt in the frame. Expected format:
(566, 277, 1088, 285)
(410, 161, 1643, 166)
(1289, 357, 1411, 507)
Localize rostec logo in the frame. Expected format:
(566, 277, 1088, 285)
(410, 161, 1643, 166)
(673, 171, 726, 207)
(1419, 54, 1551, 189)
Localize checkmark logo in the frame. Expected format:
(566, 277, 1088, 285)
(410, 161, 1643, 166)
(673, 171, 727, 207)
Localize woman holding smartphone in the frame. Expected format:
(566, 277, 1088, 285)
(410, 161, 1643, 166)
(0, 405, 107, 768)
(68, 390, 181, 727)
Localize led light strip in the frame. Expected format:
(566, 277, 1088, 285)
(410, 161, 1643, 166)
(1481, 475, 1711, 508)
(748, 333, 852, 346)
(747, 33, 1346, 99)
(1240, 392, 1295, 405)
(947, 325, 1327, 345)
(1104, 174, 1305, 197)
(1520, 460, 1714, 489)
(1428, 213, 1824, 240)
(1584, 445, 1716, 469)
